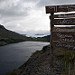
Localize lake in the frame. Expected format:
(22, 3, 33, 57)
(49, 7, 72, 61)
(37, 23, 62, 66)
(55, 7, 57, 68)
(0, 41, 49, 75)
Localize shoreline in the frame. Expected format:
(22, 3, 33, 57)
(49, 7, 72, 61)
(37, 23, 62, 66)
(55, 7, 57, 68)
(7, 45, 64, 75)
(0, 40, 26, 47)
(0, 41, 49, 47)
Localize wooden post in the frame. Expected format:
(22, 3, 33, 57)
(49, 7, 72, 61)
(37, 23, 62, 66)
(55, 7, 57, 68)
(49, 13, 54, 67)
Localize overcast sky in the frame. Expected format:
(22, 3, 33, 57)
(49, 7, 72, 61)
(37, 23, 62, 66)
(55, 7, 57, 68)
(0, 0, 75, 36)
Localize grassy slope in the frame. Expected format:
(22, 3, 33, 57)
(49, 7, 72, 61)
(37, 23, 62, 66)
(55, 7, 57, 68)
(0, 25, 27, 46)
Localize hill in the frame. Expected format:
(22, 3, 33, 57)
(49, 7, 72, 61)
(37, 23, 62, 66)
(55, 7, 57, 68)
(0, 24, 27, 46)
(36, 35, 50, 42)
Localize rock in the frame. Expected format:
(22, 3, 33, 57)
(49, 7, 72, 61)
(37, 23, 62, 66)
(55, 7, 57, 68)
(17, 45, 64, 75)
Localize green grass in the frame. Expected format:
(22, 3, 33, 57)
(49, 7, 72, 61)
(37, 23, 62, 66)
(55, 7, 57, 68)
(53, 47, 75, 75)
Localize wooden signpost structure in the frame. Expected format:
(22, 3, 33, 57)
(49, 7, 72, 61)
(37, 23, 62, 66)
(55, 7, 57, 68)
(45, 4, 75, 67)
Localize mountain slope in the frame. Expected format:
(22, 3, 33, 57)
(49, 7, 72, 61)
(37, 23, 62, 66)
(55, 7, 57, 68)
(0, 24, 27, 46)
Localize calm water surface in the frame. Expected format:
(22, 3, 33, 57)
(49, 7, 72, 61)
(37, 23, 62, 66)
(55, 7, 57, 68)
(0, 41, 49, 75)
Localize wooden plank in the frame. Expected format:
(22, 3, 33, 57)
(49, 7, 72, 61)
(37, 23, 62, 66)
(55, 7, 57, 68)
(54, 18, 75, 25)
(54, 13, 75, 18)
(46, 4, 75, 13)
(46, 6, 56, 13)
(53, 42, 75, 50)
(53, 27, 75, 32)
(52, 32, 75, 43)
(52, 27, 75, 50)
(52, 31, 75, 50)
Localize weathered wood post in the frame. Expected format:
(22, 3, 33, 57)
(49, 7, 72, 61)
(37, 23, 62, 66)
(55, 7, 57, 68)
(49, 13, 54, 67)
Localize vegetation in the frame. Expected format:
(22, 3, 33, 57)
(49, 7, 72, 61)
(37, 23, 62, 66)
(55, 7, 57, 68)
(0, 25, 28, 46)
(54, 47, 75, 75)
(36, 35, 50, 42)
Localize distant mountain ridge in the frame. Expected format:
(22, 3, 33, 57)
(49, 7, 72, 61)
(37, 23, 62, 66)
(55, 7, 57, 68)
(0, 24, 27, 46)
(36, 35, 50, 42)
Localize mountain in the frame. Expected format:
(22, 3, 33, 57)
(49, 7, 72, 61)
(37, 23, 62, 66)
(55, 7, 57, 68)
(36, 35, 50, 42)
(0, 24, 27, 46)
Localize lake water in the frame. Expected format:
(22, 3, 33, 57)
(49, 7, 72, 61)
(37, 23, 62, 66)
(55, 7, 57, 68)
(0, 41, 49, 75)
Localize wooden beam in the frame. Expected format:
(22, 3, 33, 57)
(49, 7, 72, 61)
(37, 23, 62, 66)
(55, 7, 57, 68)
(50, 13, 54, 67)
(53, 27, 75, 32)
(54, 13, 75, 18)
(46, 4, 75, 13)
(54, 18, 75, 25)
(53, 42, 75, 50)
(52, 32, 75, 43)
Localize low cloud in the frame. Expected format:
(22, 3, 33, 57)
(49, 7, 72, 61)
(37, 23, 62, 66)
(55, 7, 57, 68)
(37, 0, 75, 7)
(0, 0, 29, 17)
